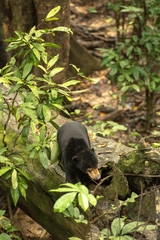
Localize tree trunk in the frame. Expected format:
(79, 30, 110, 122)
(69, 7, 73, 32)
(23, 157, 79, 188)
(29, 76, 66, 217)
(3, 0, 70, 83)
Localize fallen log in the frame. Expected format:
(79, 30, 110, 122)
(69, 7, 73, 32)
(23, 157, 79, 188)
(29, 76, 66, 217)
(0, 115, 160, 239)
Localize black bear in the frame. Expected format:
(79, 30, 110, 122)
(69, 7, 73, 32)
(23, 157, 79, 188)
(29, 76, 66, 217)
(57, 121, 101, 184)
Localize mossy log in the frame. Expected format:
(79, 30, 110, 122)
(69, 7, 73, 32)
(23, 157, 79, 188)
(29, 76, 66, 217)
(0, 115, 160, 239)
(0, 118, 89, 240)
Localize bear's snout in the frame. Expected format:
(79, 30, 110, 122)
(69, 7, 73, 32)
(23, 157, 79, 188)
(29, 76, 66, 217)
(87, 168, 101, 181)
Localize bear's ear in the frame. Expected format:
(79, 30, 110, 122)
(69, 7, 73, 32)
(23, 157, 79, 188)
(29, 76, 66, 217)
(72, 156, 78, 162)
(91, 148, 95, 153)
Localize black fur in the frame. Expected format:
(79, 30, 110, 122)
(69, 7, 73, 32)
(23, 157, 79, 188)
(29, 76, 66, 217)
(57, 121, 100, 184)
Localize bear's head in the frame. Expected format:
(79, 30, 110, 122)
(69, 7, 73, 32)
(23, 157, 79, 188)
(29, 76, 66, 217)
(72, 148, 101, 181)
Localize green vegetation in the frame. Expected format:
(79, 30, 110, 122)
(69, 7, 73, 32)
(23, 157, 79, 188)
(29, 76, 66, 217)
(99, 0, 160, 130)
(50, 182, 100, 225)
(100, 217, 156, 240)
(0, 6, 77, 206)
(0, 210, 21, 240)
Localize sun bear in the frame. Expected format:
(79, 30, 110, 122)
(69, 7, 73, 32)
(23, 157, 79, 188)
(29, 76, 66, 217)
(57, 121, 101, 184)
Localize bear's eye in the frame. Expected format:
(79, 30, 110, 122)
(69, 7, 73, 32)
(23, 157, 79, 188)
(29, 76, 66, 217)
(87, 169, 92, 173)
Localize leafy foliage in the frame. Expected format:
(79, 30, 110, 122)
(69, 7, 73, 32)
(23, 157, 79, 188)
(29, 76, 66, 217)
(93, 120, 127, 137)
(99, 0, 160, 128)
(0, 210, 22, 240)
(100, 217, 156, 240)
(50, 182, 99, 224)
(0, 6, 78, 206)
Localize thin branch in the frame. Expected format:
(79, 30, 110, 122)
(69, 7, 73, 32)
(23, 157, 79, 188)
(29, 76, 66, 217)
(93, 175, 113, 195)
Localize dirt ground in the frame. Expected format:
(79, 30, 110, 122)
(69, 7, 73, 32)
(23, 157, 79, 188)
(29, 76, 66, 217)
(1, 0, 160, 239)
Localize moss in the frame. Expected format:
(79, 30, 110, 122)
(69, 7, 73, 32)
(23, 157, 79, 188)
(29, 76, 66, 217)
(0, 123, 29, 160)
(117, 151, 145, 174)
(104, 165, 129, 200)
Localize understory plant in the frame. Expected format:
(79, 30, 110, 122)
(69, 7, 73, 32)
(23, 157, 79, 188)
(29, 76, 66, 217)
(0, 210, 21, 240)
(0, 6, 80, 206)
(99, 0, 160, 129)
(50, 182, 100, 225)
(100, 217, 156, 240)
(52, 186, 156, 240)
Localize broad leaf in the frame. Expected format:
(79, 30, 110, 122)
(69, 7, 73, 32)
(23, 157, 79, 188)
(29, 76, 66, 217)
(22, 63, 33, 79)
(0, 167, 11, 176)
(39, 149, 49, 169)
(40, 126, 46, 142)
(0, 233, 12, 240)
(111, 218, 125, 237)
(0, 210, 6, 217)
(54, 192, 77, 212)
(87, 194, 97, 206)
(78, 192, 89, 211)
(47, 54, 59, 69)
(11, 169, 18, 189)
(45, 6, 61, 19)
(43, 105, 51, 122)
(50, 141, 60, 164)
(11, 187, 20, 206)
(49, 67, 64, 77)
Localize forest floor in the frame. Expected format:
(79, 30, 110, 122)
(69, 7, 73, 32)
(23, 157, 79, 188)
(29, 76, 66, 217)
(2, 0, 160, 239)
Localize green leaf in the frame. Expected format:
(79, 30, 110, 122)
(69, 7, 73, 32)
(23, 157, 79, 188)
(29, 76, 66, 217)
(16, 108, 21, 121)
(50, 188, 78, 193)
(32, 43, 45, 52)
(11, 187, 20, 206)
(0, 147, 7, 155)
(27, 85, 39, 98)
(47, 54, 59, 69)
(40, 126, 46, 142)
(100, 228, 111, 238)
(122, 221, 145, 235)
(11, 169, 18, 189)
(110, 67, 118, 76)
(146, 42, 152, 51)
(136, 224, 156, 232)
(17, 168, 32, 181)
(87, 194, 97, 206)
(43, 105, 51, 122)
(39, 149, 49, 168)
(0, 210, 6, 217)
(120, 60, 129, 69)
(88, 8, 97, 13)
(32, 48, 40, 61)
(121, 85, 130, 92)
(111, 218, 125, 237)
(127, 46, 133, 56)
(60, 80, 80, 88)
(133, 68, 139, 80)
(78, 192, 89, 211)
(0, 167, 11, 176)
(54, 192, 77, 212)
(22, 124, 30, 144)
(49, 67, 64, 77)
(8, 234, 22, 240)
(22, 63, 33, 79)
(131, 84, 140, 92)
(45, 17, 59, 21)
(52, 27, 72, 34)
(45, 6, 61, 19)
(19, 182, 27, 199)
(50, 141, 60, 164)
(51, 89, 58, 100)
(43, 43, 60, 48)
(0, 233, 12, 240)
(69, 238, 82, 240)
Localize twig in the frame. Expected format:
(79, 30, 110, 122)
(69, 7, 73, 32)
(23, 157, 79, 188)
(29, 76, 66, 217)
(93, 175, 113, 195)
(7, 192, 13, 224)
